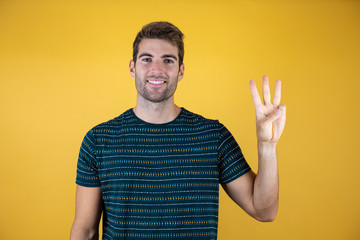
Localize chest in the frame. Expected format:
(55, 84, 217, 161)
(96, 128, 220, 193)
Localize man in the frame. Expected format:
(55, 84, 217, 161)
(70, 21, 286, 240)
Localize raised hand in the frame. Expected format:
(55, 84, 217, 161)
(249, 76, 286, 144)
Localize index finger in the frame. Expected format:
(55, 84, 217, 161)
(249, 80, 262, 109)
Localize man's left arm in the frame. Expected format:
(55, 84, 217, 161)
(222, 76, 286, 222)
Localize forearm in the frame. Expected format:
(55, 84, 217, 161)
(253, 142, 279, 220)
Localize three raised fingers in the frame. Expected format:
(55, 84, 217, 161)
(250, 76, 281, 107)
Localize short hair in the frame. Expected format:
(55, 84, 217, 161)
(132, 21, 184, 67)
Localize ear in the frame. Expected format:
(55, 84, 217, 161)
(177, 63, 185, 82)
(129, 60, 135, 79)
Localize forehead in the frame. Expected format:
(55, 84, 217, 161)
(138, 38, 178, 57)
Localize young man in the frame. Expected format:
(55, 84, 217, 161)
(70, 21, 286, 240)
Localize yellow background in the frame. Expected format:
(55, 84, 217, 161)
(1, 0, 359, 239)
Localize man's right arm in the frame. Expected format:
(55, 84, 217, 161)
(70, 185, 103, 240)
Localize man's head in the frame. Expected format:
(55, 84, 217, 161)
(132, 21, 184, 68)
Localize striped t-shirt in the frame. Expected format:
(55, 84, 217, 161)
(76, 108, 251, 240)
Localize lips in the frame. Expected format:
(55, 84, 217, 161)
(147, 80, 166, 85)
(146, 75, 167, 86)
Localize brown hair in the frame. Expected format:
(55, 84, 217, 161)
(132, 21, 184, 67)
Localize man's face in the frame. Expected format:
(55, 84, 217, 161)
(129, 38, 184, 103)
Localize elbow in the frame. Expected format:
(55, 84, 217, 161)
(70, 222, 99, 240)
(252, 201, 278, 222)
(255, 214, 277, 222)
(253, 208, 278, 222)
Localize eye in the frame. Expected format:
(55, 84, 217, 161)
(164, 59, 174, 64)
(141, 57, 152, 63)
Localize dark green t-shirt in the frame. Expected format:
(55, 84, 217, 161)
(76, 108, 251, 240)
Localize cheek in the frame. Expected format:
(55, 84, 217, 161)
(134, 68, 145, 77)
(137, 65, 152, 75)
(165, 66, 180, 75)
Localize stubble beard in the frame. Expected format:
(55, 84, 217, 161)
(135, 74, 178, 103)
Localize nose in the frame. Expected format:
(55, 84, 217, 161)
(150, 59, 163, 73)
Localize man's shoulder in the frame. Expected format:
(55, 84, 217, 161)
(88, 108, 133, 133)
(180, 108, 221, 126)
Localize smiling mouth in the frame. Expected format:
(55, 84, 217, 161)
(147, 80, 166, 85)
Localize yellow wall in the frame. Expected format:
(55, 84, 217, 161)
(1, 0, 359, 239)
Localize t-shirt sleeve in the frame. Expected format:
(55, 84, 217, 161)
(218, 123, 251, 184)
(75, 130, 101, 187)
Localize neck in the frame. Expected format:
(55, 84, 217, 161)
(133, 95, 181, 124)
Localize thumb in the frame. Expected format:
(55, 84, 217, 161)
(279, 104, 286, 116)
(262, 106, 285, 125)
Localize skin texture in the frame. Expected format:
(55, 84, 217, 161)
(70, 39, 287, 239)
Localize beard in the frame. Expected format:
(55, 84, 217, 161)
(135, 74, 179, 103)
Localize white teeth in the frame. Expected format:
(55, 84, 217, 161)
(148, 80, 165, 84)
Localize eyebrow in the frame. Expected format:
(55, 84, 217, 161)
(138, 53, 178, 61)
(162, 54, 178, 61)
(138, 53, 153, 59)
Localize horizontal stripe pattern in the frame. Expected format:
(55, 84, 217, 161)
(76, 108, 250, 239)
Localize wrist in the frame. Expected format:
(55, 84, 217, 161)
(257, 141, 277, 149)
(257, 141, 277, 156)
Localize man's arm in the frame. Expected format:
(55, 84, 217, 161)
(222, 76, 286, 222)
(222, 144, 279, 222)
(70, 185, 103, 240)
